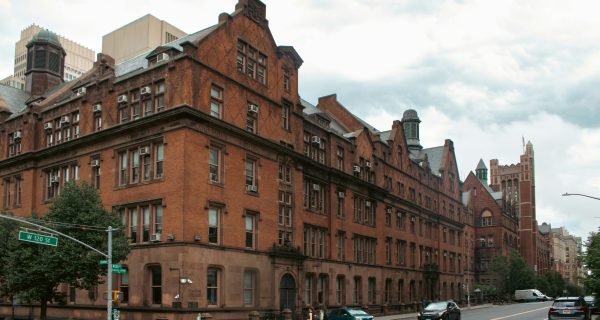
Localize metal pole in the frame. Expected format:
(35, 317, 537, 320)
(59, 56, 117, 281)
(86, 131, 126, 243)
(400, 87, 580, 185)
(107, 226, 112, 320)
(467, 276, 470, 308)
(562, 192, 600, 201)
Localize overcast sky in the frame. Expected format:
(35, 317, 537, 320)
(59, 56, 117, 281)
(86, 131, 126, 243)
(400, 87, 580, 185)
(1, 0, 599, 242)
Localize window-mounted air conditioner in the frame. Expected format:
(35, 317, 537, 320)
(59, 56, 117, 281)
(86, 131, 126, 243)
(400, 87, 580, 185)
(246, 184, 257, 192)
(117, 94, 128, 104)
(312, 184, 321, 191)
(248, 104, 259, 114)
(338, 191, 345, 198)
(353, 165, 361, 173)
(365, 200, 371, 208)
(140, 86, 152, 96)
(91, 159, 100, 167)
(139, 146, 150, 155)
(386, 208, 393, 214)
(410, 217, 416, 222)
(311, 136, 321, 145)
(13, 131, 22, 141)
(156, 53, 169, 63)
(150, 233, 161, 242)
(365, 161, 372, 168)
(60, 115, 70, 126)
(50, 176, 59, 184)
(75, 87, 86, 96)
(93, 104, 102, 113)
(44, 122, 53, 131)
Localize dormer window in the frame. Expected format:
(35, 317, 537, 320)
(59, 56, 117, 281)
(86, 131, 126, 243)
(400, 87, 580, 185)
(236, 40, 267, 85)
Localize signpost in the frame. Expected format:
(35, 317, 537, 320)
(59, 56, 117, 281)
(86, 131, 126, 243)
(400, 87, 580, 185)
(18, 230, 58, 246)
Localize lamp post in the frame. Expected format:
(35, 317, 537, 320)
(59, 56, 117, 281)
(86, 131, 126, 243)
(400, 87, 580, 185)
(562, 193, 600, 201)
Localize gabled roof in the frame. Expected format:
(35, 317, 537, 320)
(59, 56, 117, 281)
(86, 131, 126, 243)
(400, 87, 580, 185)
(419, 146, 445, 175)
(115, 24, 222, 78)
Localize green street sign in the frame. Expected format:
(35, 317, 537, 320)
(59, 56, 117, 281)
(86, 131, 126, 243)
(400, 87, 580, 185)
(112, 269, 127, 274)
(100, 260, 108, 265)
(112, 264, 123, 270)
(18, 230, 58, 247)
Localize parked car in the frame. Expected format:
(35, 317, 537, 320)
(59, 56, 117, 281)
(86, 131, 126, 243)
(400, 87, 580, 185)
(514, 289, 550, 302)
(548, 296, 591, 320)
(327, 308, 373, 320)
(417, 300, 461, 320)
(584, 295, 598, 314)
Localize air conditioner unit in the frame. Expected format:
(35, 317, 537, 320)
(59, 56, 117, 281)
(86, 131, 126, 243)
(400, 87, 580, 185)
(156, 53, 169, 62)
(91, 159, 100, 167)
(44, 122, 53, 131)
(365, 161, 372, 168)
(75, 87, 86, 96)
(248, 104, 259, 113)
(139, 146, 150, 155)
(386, 208, 393, 214)
(92, 104, 102, 113)
(311, 136, 321, 145)
(312, 184, 321, 191)
(365, 200, 371, 208)
(117, 94, 128, 104)
(13, 131, 22, 141)
(353, 165, 361, 173)
(50, 176, 59, 184)
(150, 233, 161, 242)
(140, 86, 152, 96)
(410, 217, 416, 222)
(194, 235, 202, 242)
(60, 115, 70, 125)
(338, 191, 345, 198)
(246, 184, 257, 192)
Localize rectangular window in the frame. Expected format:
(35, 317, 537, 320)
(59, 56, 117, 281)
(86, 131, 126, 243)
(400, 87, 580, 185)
(278, 160, 291, 183)
(282, 101, 291, 130)
(336, 231, 345, 261)
(353, 277, 362, 305)
(245, 158, 257, 192)
(94, 113, 103, 131)
(305, 275, 313, 305)
(130, 149, 140, 183)
(336, 276, 345, 305)
(209, 147, 221, 183)
(119, 152, 128, 185)
(368, 277, 376, 304)
(208, 206, 220, 244)
(120, 270, 129, 303)
(336, 147, 344, 170)
(283, 67, 290, 91)
(3, 178, 11, 209)
(142, 206, 150, 242)
(153, 204, 163, 236)
(119, 203, 162, 243)
(207, 268, 219, 305)
(118, 142, 164, 186)
(155, 143, 164, 179)
(142, 151, 152, 181)
(210, 85, 223, 118)
(303, 179, 325, 213)
(317, 275, 326, 305)
(92, 161, 101, 189)
(245, 214, 256, 249)
(278, 191, 293, 245)
(303, 225, 327, 258)
(243, 270, 255, 305)
(150, 266, 162, 305)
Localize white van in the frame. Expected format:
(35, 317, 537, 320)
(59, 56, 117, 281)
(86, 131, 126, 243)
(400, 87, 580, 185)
(514, 289, 550, 302)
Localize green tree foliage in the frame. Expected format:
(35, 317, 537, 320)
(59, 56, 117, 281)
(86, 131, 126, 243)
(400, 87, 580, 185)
(490, 249, 536, 298)
(0, 182, 130, 320)
(536, 271, 566, 298)
(584, 231, 600, 296)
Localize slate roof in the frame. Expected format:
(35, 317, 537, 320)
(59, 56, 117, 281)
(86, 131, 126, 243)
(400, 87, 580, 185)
(0, 84, 30, 115)
(115, 24, 221, 79)
(476, 158, 487, 170)
(420, 146, 444, 175)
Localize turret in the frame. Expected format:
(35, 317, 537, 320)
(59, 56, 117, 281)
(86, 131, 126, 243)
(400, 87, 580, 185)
(24, 29, 66, 96)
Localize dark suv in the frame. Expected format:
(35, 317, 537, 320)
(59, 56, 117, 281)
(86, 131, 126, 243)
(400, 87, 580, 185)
(548, 296, 591, 320)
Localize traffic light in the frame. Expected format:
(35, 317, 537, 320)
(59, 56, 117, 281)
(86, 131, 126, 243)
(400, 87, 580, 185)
(112, 290, 122, 302)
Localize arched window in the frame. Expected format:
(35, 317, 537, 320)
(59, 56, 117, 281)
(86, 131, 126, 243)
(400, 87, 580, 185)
(480, 210, 493, 226)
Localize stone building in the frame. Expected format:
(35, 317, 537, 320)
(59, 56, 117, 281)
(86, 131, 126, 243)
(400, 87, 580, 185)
(552, 227, 582, 285)
(463, 160, 519, 285)
(0, 1, 471, 319)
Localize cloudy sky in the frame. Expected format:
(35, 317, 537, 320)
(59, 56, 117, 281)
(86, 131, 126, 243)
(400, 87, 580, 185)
(1, 0, 599, 241)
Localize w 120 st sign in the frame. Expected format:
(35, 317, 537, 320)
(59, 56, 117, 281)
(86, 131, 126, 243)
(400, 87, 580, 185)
(18, 230, 58, 247)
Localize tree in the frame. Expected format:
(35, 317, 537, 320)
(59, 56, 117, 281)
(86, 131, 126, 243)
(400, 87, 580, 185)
(0, 182, 130, 320)
(584, 231, 600, 296)
(490, 249, 536, 299)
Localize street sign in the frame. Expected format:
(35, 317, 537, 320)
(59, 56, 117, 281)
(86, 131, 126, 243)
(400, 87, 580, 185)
(18, 230, 58, 247)
(99, 261, 124, 270)
(112, 269, 127, 274)
(100, 259, 108, 265)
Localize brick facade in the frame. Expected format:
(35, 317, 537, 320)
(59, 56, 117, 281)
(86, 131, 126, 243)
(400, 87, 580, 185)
(1, 1, 472, 319)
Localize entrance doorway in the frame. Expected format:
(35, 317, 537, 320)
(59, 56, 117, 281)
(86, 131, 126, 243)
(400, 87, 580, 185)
(279, 273, 296, 312)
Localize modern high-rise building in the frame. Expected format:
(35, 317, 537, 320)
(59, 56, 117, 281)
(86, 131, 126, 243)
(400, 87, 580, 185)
(102, 14, 187, 64)
(2, 24, 95, 90)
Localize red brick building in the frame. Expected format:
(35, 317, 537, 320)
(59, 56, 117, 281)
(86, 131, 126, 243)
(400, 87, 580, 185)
(463, 160, 519, 286)
(0, 1, 471, 319)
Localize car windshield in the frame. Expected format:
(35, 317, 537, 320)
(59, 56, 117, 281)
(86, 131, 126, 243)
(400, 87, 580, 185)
(347, 309, 369, 316)
(553, 301, 579, 307)
(425, 302, 448, 311)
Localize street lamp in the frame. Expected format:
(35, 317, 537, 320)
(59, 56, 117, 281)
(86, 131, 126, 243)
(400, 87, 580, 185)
(562, 193, 600, 201)
(169, 267, 192, 305)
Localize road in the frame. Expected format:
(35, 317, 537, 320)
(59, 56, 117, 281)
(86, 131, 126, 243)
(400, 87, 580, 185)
(378, 301, 600, 320)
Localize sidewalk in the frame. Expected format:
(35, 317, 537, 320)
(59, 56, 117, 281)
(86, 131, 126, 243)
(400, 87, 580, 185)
(374, 304, 493, 320)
